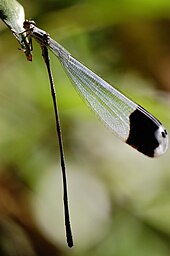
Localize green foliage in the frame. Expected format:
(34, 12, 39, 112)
(0, 0, 31, 60)
(0, 0, 24, 32)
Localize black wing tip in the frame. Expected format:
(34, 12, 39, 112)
(126, 108, 168, 157)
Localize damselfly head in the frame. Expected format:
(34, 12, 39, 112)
(23, 20, 36, 31)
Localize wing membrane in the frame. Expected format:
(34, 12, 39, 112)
(49, 38, 137, 141)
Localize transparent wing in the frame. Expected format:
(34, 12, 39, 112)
(49, 38, 137, 141)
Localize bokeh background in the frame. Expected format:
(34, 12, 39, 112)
(0, 0, 170, 255)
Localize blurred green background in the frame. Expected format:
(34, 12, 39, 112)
(0, 0, 170, 255)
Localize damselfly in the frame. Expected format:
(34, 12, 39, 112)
(23, 20, 168, 158)
(23, 20, 168, 247)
